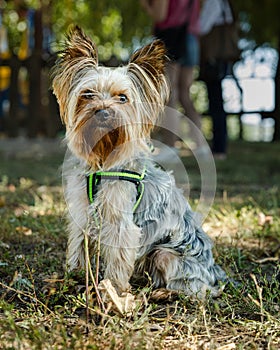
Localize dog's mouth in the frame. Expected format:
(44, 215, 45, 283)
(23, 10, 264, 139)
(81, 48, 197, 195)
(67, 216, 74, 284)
(95, 122, 112, 129)
(79, 114, 125, 146)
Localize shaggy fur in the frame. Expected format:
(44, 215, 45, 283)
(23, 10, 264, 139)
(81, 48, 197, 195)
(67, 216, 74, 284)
(52, 26, 226, 298)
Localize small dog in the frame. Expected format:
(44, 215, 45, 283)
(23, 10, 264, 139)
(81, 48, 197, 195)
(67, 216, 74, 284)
(52, 26, 226, 298)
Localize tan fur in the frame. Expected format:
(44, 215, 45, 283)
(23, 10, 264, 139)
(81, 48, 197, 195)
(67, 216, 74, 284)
(52, 26, 98, 124)
(52, 26, 169, 171)
(53, 27, 226, 297)
(52, 27, 170, 292)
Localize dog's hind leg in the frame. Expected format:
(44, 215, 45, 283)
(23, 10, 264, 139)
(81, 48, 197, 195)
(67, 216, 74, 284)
(146, 247, 226, 298)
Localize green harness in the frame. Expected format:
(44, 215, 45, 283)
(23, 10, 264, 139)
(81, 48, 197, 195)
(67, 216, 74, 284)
(86, 167, 146, 212)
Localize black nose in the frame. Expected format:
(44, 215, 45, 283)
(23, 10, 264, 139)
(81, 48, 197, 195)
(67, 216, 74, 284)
(95, 109, 110, 122)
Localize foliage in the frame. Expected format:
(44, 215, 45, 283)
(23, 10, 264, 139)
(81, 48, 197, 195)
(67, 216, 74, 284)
(0, 138, 280, 348)
(1, 0, 153, 60)
(3, 0, 280, 58)
(234, 0, 280, 48)
(51, 0, 153, 59)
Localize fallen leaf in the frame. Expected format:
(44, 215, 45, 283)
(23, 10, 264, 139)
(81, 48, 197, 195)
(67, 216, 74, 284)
(15, 226, 33, 236)
(98, 279, 138, 315)
(8, 184, 16, 192)
(0, 196, 6, 207)
(258, 212, 273, 226)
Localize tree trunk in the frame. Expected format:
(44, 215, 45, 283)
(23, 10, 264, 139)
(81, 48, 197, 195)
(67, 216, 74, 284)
(6, 55, 20, 137)
(27, 9, 43, 138)
(273, 44, 280, 141)
(27, 53, 42, 137)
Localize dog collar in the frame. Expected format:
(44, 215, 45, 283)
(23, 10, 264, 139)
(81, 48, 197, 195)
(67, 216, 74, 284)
(86, 167, 146, 212)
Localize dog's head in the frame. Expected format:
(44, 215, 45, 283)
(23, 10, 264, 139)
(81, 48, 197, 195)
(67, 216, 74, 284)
(52, 26, 169, 169)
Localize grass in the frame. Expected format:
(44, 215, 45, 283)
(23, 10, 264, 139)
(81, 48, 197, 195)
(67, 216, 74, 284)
(0, 139, 280, 349)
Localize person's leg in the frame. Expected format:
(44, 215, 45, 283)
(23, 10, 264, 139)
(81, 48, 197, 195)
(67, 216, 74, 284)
(178, 65, 201, 131)
(206, 80, 227, 154)
(178, 65, 206, 149)
(160, 62, 180, 147)
(166, 62, 179, 108)
(178, 33, 203, 148)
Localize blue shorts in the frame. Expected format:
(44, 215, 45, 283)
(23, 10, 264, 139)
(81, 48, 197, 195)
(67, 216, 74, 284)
(179, 33, 200, 67)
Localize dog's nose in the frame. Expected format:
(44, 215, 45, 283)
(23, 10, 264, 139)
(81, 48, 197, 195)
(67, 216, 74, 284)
(95, 109, 110, 121)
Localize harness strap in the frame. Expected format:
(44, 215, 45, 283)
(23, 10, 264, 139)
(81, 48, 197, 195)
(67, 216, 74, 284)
(86, 167, 146, 212)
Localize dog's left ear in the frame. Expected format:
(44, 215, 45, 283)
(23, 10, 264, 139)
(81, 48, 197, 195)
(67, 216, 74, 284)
(128, 40, 169, 109)
(128, 39, 167, 82)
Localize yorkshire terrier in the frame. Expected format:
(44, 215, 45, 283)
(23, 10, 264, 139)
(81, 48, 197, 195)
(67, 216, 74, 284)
(52, 26, 226, 298)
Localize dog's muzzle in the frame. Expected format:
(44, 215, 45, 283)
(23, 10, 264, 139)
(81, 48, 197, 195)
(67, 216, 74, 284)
(95, 109, 110, 121)
(94, 108, 115, 128)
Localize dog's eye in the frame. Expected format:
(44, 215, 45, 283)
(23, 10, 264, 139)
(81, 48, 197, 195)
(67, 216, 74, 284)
(82, 91, 96, 99)
(118, 94, 128, 103)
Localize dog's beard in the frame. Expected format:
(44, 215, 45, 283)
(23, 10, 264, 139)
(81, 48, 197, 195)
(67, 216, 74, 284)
(88, 126, 127, 166)
(67, 104, 144, 169)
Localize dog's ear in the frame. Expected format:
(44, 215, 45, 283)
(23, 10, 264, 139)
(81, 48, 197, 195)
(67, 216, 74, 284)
(51, 26, 98, 125)
(127, 40, 169, 132)
(63, 25, 98, 65)
(128, 39, 167, 82)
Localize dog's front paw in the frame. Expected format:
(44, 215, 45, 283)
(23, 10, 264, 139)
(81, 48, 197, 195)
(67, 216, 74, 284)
(112, 279, 132, 296)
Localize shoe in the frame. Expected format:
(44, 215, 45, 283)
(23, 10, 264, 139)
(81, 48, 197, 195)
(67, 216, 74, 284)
(213, 153, 227, 160)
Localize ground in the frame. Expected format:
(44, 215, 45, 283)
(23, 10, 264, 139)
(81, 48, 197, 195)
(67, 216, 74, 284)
(0, 136, 279, 349)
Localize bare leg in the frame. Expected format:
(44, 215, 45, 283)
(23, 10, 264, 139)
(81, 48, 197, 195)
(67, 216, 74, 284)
(178, 66, 203, 148)
(160, 62, 180, 147)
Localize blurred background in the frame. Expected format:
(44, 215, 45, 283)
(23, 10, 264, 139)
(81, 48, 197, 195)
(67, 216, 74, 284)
(0, 0, 280, 142)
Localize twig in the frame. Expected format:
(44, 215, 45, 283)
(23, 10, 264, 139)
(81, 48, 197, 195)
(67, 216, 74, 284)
(84, 231, 90, 325)
(95, 208, 102, 287)
(250, 256, 279, 264)
(24, 259, 38, 309)
(250, 274, 264, 323)
(0, 281, 56, 316)
(201, 303, 211, 338)
(83, 217, 105, 318)
(71, 297, 111, 319)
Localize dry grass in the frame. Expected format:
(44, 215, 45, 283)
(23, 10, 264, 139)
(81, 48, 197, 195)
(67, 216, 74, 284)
(0, 139, 280, 349)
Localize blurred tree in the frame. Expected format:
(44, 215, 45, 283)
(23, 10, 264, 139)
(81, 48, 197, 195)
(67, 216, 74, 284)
(234, 0, 280, 140)
(234, 0, 280, 47)
(1, 0, 153, 60)
(51, 0, 153, 60)
(2, 0, 280, 139)
(0, 0, 154, 136)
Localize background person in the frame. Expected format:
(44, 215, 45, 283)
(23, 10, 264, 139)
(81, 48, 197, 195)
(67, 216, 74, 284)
(199, 0, 238, 159)
(141, 0, 204, 152)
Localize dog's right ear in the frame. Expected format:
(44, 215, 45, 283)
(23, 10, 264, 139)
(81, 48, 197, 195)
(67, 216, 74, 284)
(62, 25, 98, 65)
(51, 26, 98, 125)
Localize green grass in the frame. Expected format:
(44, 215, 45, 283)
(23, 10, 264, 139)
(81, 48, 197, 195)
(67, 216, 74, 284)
(0, 140, 280, 349)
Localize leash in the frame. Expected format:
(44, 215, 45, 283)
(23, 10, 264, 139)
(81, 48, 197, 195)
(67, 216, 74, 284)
(86, 167, 146, 213)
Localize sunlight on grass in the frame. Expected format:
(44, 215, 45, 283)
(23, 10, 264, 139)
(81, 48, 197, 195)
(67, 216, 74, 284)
(0, 141, 280, 349)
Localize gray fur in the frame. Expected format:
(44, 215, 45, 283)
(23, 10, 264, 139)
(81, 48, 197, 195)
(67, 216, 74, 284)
(64, 154, 227, 298)
(55, 31, 227, 299)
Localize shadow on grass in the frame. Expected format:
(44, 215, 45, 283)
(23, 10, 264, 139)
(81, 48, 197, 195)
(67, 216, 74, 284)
(0, 140, 280, 348)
